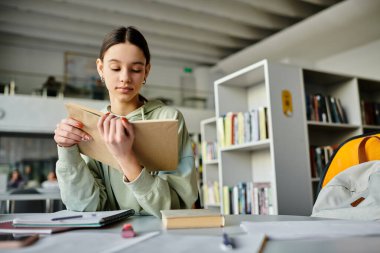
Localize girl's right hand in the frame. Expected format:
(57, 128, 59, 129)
(54, 118, 92, 147)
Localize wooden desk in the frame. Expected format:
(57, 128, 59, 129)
(0, 214, 379, 252)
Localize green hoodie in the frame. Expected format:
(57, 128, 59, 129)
(56, 100, 198, 217)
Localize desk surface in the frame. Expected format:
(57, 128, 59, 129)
(0, 214, 379, 253)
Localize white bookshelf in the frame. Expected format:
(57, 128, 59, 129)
(214, 60, 313, 215)
(200, 117, 220, 209)
(204, 60, 380, 215)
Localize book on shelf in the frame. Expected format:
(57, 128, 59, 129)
(203, 181, 220, 206)
(238, 182, 247, 214)
(12, 209, 135, 228)
(335, 98, 348, 123)
(232, 185, 239, 215)
(315, 94, 327, 122)
(309, 148, 317, 178)
(224, 112, 233, 146)
(213, 181, 220, 204)
(223, 182, 273, 215)
(203, 141, 218, 161)
(237, 112, 245, 144)
(218, 108, 268, 148)
(375, 103, 380, 125)
(306, 94, 348, 124)
(246, 182, 253, 215)
(361, 100, 380, 125)
(65, 103, 178, 171)
(222, 186, 230, 215)
(329, 96, 340, 123)
(244, 111, 251, 143)
(305, 94, 314, 121)
(310, 145, 337, 178)
(313, 95, 320, 122)
(250, 109, 260, 142)
(324, 96, 332, 123)
(217, 117, 225, 147)
(160, 209, 225, 229)
(314, 147, 324, 178)
(258, 107, 268, 140)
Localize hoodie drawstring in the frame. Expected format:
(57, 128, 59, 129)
(141, 106, 145, 120)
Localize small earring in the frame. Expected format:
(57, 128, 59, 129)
(142, 80, 146, 85)
(100, 76, 105, 83)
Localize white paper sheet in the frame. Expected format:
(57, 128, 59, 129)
(3, 231, 159, 253)
(127, 233, 267, 253)
(241, 220, 380, 240)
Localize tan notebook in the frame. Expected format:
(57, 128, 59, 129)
(161, 209, 225, 229)
(65, 103, 178, 171)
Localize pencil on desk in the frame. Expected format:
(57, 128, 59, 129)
(258, 235, 268, 253)
(51, 215, 83, 221)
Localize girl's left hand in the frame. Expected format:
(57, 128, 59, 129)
(97, 113, 134, 158)
(97, 113, 142, 180)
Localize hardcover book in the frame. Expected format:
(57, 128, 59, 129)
(160, 209, 225, 229)
(65, 103, 178, 171)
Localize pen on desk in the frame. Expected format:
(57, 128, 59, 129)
(51, 215, 83, 221)
(258, 235, 268, 253)
(221, 232, 235, 250)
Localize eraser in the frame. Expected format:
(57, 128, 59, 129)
(122, 223, 133, 231)
(121, 229, 136, 238)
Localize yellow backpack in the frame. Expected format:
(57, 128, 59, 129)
(319, 132, 380, 190)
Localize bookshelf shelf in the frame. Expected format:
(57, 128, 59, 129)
(307, 121, 360, 128)
(204, 159, 218, 165)
(307, 122, 361, 130)
(363, 125, 380, 130)
(220, 140, 270, 152)
(206, 203, 221, 207)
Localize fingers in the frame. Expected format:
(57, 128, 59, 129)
(54, 118, 91, 147)
(97, 112, 109, 137)
(121, 118, 134, 138)
(108, 116, 118, 142)
(98, 114, 134, 143)
(98, 113, 114, 142)
(64, 118, 84, 129)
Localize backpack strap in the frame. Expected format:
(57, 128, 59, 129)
(358, 135, 380, 163)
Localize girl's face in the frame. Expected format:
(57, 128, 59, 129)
(97, 42, 150, 105)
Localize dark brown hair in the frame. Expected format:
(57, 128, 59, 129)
(99, 26, 150, 65)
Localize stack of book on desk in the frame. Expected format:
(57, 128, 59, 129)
(161, 209, 225, 229)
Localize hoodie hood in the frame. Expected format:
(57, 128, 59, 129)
(128, 99, 166, 120)
(104, 99, 167, 121)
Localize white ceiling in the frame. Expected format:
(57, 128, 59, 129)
(215, 0, 380, 73)
(0, 0, 342, 67)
